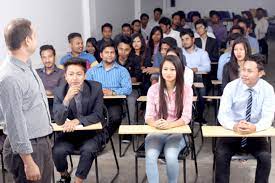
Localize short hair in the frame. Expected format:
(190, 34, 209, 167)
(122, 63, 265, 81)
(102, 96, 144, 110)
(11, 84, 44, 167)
(101, 23, 113, 32)
(63, 57, 87, 73)
(172, 11, 182, 20)
(209, 10, 220, 18)
(246, 54, 265, 71)
(238, 18, 251, 28)
(154, 8, 163, 14)
(117, 35, 132, 46)
(180, 28, 194, 38)
(233, 15, 242, 21)
(177, 11, 186, 20)
(159, 17, 171, 26)
(68, 32, 82, 43)
(230, 25, 244, 35)
(194, 19, 208, 29)
(121, 23, 131, 29)
(191, 12, 201, 20)
(86, 37, 97, 46)
(131, 19, 141, 26)
(227, 32, 243, 43)
(100, 41, 115, 53)
(140, 13, 149, 19)
(39, 45, 56, 56)
(161, 37, 177, 48)
(4, 18, 32, 51)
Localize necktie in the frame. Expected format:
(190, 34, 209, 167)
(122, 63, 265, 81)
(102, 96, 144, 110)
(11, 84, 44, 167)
(240, 88, 253, 148)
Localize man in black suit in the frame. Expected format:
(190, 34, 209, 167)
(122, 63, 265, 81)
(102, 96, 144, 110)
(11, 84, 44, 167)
(52, 58, 106, 183)
(195, 19, 219, 80)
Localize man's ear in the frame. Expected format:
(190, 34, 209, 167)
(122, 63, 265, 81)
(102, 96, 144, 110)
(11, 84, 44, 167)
(259, 70, 265, 78)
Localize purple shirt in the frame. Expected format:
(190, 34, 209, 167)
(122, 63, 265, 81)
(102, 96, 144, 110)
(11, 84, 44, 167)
(36, 65, 64, 93)
(210, 22, 227, 47)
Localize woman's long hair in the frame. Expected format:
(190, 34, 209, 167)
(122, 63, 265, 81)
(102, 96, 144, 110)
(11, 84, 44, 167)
(131, 33, 147, 66)
(148, 26, 163, 58)
(228, 36, 251, 79)
(158, 55, 184, 120)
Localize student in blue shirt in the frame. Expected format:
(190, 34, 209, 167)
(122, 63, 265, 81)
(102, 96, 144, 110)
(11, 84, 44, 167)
(86, 41, 132, 136)
(216, 54, 275, 183)
(60, 33, 97, 69)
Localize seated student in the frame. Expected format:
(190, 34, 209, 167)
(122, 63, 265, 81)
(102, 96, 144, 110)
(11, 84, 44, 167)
(52, 58, 106, 183)
(216, 54, 275, 183)
(159, 17, 182, 47)
(232, 15, 242, 26)
(37, 45, 64, 96)
(145, 55, 193, 183)
(181, 29, 211, 123)
(116, 35, 141, 126)
(217, 33, 242, 81)
(194, 19, 219, 62)
(86, 42, 132, 136)
(147, 8, 163, 32)
(190, 12, 215, 39)
(85, 37, 100, 61)
(238, 18, 260, 54)
(140, 13, 150, 41)
(97, 23, 114, 52)
(171, 11, 186, 32)
(60, 33, 97, 69)
(222, 37, 251, 90)
(114, 23, 132, 46)
(177, 10, 190, 29)
(209, 10, 228, 48)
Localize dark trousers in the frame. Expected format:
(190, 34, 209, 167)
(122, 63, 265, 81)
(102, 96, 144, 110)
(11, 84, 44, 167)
(3, 135, 53, 183)
(52, 131, 105, 179)
(258, 38, 268, 63)
(104, 100, 123, 137)
(215, 137, 271, 183)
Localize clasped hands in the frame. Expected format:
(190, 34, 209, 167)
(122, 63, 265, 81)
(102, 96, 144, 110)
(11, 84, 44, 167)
(154, 119, 171, 130)
(233, 120, 256, 134)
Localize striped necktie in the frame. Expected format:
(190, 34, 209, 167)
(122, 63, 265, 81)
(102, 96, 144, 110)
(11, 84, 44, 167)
(241, 88, 253, 148)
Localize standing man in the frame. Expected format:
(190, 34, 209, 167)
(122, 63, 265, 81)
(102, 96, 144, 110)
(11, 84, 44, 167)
(216, 54, 275, 183)
(0, 18, 53, 182)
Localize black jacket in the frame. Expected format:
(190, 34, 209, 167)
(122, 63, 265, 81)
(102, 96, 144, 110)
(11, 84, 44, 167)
(195, 37, 219, 62)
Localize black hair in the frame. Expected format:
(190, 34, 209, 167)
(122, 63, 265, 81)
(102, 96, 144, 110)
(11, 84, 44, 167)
(140, 13, 149, 19)
(100, 41, 115, 53)
(161, 37, 177, 48)
(63, 57, 87, 73)
(194, 19, 208, 29)
(101, 23, 113, 32)
(180, 28, 194, 38)
(159, 17, 171, 26)
(117, 35, 132, 46)
(230, 25, 245, 35)
(122, 23, 131, 29)
(131, 19, 141, 26)
(39, 45, 56, 56)
(172, 11, 182, 20)
(209, 10, 221, 18)
(246, 54, 265, 71)
(154, 8, 163, 14)
(68, 32, 82, 43)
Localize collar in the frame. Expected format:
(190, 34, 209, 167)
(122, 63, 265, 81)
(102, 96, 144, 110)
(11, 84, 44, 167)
(164, 86, 176, 96)
(239, 78, 261, 94)
(9, 56, 32, 71)
(42, 65, 58, 73)
(97, 61, 119, 69)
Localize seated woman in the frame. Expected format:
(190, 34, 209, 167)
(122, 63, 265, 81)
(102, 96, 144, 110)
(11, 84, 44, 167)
(145, 55, 193, 183)
(52, 58, 106, 183)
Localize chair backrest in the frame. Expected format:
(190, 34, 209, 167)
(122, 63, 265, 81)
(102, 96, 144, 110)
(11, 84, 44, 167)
(103, 104, 109, 128)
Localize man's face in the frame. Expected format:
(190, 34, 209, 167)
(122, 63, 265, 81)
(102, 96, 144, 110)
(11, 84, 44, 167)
(192, 16, 200, 23)
(122, 26, 131, 37)
(238, 22, 248, 34)
(154, 11, 161, 21)
(231, 28, 242, 34)
(65, 65, 85, 87)
(160, 43, 170, 57)
(117, 42, 131, 60)
(132, 22, 141, 33)
(172, 15, 181, 27)
(70, 37, 83, 54)
(102, 27, 112, 39)
(211, 15, 219, 24)
(141, 16, 149, 27)
(159, 23, 169, 34)
(181, 34, 194, 49)
(86, 42, 95, 54)
(195, 23, 207, 36)
(240, 61, 263, 87)
(41, 49, 55, 68)
(100, 46, 116, 64)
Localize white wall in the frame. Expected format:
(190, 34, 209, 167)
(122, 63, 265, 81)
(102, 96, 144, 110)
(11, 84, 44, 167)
(140, 0, 163, 20)
(92, 0, 135, 39)
(0, 0, 85, 68)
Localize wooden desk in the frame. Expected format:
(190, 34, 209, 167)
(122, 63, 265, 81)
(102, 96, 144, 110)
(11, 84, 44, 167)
(119, 125, 191, 134)
(132, 82, 142, 86)
(103, 95, 127, 99)
(195, 71, 208, 75)
(137, 96, 198, 102)
(203, 96, 221, 100)
(211, 62, 218, 65)
(193, 82, 204, 88)
(211, 80, 222, 85)
(52, 122, 102, 132)
(202, 126, 275, 137)
(47, 95, 54, 99)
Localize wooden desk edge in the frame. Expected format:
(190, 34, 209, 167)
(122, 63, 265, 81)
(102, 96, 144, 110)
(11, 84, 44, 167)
(118, 125, 191, 134)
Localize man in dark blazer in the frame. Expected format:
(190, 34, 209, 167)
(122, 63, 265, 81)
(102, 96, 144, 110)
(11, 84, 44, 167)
(52, 58, 106, 183)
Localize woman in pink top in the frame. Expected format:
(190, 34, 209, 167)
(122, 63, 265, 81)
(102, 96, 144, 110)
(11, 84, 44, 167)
(145, 55, 193, 183)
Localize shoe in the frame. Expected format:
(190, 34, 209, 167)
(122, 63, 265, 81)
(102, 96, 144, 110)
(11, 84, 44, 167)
(56, 175, 71, 183)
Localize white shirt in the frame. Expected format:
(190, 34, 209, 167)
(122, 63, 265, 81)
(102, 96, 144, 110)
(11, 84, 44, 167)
(254, 17, 269, 40)
(200, 37, 207, 51)
(182, 47, 211, 72)
(184, 66, 194, 86)
(147, 19, 159, 33)
(218, 78, 275, 132)
(163, 29, 182, 47)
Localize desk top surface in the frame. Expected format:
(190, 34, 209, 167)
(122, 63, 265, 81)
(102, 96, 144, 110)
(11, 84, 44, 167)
(137, 96, 198, 102)
(119, 125, 191, 134)
(202, 126, 275, 137)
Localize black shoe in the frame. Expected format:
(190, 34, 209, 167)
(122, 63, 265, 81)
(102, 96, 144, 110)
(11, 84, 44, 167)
(56, 175, 71, 183)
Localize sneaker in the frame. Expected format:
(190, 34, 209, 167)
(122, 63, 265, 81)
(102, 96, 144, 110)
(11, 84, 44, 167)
(56, 175, 71, 183)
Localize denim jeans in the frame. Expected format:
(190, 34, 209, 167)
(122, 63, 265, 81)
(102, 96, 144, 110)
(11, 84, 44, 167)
(145, 134, 186, 183)
(126, 89, 140, 124)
